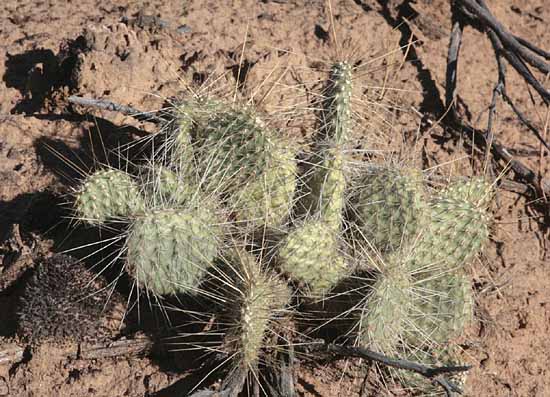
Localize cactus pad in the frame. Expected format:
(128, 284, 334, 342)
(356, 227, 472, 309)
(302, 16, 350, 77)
(278, 220, 348, 295)
(411, 186, 491, 272)
(301, 148, 346, 232)
(126, 206, 221, 296)
(75, 169, 145, 224)
(353, 167, 426, 252)
(358, 260, 413, 354)
(223, 250, 289, 367)
(406, 270, 473, 347)
(320, 62, 353, 144)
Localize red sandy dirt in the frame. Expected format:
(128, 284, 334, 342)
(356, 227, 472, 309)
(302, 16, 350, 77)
(1, 1, 549, 396)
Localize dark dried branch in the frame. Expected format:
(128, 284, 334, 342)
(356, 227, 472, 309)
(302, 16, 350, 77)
(301, 342, 469, 397)
(443, 1, 550, 197)
(78, 336, 154, 360)
(0, 335, 154, 368)
(68, 95, 162, 124)
(445, 18, 464, 115)
(513, 34, 550, 61)
(457, 0, 550, 78)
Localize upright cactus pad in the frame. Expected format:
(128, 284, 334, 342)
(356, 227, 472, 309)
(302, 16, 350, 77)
(301, 148, 346, 232)
(278, 220, 348, 295)
(353, 167, 426, 252)
(410, 180, 491, 272)
(358, 260, 413, 354)
(406, 270, 473, 348)
(299, 62, 352, 229)
(126, 205, 221, 296)
(228, 140, 297, 227)
(320, 62, 353, 144)
(183, 103, 297, 227)
(75, 168, 145, 224)
(139, 164, 198, 206)
(223, 250, 289, 368)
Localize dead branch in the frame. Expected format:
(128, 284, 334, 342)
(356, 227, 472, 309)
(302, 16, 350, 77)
(444, 1, 550, 198)
(77, 335, 154, 360)
(68, 95, 163, 124)
(302, 341, 469, 397)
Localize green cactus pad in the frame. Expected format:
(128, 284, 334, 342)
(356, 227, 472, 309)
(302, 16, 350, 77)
(139, 164, 198, 206)
(442, 177, 493, 208)
(321, 62, 353, 144)
(353, 167, 426, 252)
(301, 148, 346, 232)
(75, 169, 145, 224)
(358, 261, 413, 354)
(406, 270, 473, 348)
(126, 206, 221, 296)
(224, 250, 289, 367)
(410, 188, 491, 272)
(278, 220, 348, 295)
(228, 140, 297, 227)
(179, 103, 297, 227)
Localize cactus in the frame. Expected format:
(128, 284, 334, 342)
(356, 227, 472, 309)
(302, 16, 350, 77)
(228, 139, 297, 227)
(357, 256, 414, 354)
(168, 100, 297, 227)
(319, 61, 353, 144)
(74, 168, 145, 224)
(442, 177, 493, 207)
(222, 250, 289, 368)
(406, 270, 473, 348)
(301, 147, 346, 232)
(126, 204, 222, 296)
(353, 167, 426, 252)
(278, 219, 348, 295)
(398, 345, 469, 395)
(410, 179, 491, 273)
(17, 254, 123, 342)
(139, 163, 198, 206)
(300, 62, 352, 230)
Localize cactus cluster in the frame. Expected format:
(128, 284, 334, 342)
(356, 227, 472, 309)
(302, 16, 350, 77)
(69, 60, 493, 394)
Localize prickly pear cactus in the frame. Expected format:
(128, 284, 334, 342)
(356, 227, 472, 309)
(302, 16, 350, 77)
(358, 257, 413, 354)
(223, 250, 289, 367)
(139, 163, 198, 206)
(410, 178, 492, 272)
(126, 205, 221, 296)
(228, 140, 297, 227)
(442, 177, 493, 207)
(319, 61, 353, 143)
(301, 148, 346, 231)
(170, 101, 297, 227)
(278, 219, 348, 295)
(398, 345, 469, 395)
(74, 168, 145, 224)
(406, 270, 473, 348)
(300, 62, 352, 230)
(353, 167, 426, 252)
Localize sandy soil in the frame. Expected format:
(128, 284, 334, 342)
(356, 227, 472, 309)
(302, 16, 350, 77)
(1, 0, 549, 396)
